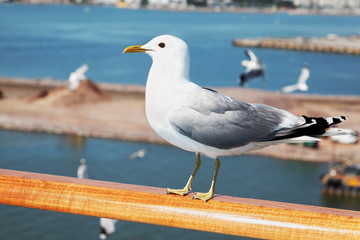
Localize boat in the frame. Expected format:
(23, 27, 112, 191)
(321, 161, 360, 197)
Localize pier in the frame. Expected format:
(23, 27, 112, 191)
(233, 35, 360, 55)
(1, 77, 359, 162)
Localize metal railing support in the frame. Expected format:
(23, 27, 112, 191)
(1, 168, 360, 239)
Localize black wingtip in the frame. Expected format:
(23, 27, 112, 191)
(273, 115, 347, 141)
(239, 74, 246, 87)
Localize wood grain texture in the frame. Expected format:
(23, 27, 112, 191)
(1, 168, 360, 239)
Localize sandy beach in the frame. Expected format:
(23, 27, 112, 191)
(0, 77, 359, 162)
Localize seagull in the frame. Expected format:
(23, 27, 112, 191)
(99, 218, 118, 239)
(331, 128, 358, 144)
(68, 63, 89, 91)
(239, 49, 265, 87)
(128, 148, 147, 160)
(280, 63, 310, 93)
(77, 158, 88, 179)
(123, 35, 348, 202)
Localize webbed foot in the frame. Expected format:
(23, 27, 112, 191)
(193, 191, 214, 202)
(166, 187, 190, 196)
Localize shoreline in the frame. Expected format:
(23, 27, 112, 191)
(6, 3, 360, 16)
(0, 77, 359, 163)
(233, 35, 360, 55)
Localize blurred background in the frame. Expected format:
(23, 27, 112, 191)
(0, 1, 360, 240)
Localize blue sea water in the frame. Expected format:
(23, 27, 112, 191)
(1, 4, 360, 240)
(0, 4, 359, 95)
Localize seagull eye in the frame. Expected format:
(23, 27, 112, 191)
(158, 42, 165, 48)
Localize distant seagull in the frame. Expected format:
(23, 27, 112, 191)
(331, 129, 358, 144)
(128, 148, 147, 160)
(77, 158, 88, 179)
(99, 218, 118, 239)
(239, 49, 265, 87)
(280, 63, 310, 93)
(68, 63, 89, 91)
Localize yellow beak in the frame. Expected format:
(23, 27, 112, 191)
(123, 45, 149, 53)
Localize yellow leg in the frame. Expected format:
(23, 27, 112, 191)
(193, 158, 220, 202)
(167, 153, 201, 196)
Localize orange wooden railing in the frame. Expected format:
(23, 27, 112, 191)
(1, 168, 360, 239)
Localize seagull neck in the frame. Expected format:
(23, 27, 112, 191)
(148, 57, 190, 84)
(145, 60, 190, 133)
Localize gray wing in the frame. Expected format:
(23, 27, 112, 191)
(168, 88, 291, 150)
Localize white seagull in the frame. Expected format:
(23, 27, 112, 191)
(239, 49, 265, 87)
(77, 158, 88, 179)
(280, 63, 310, 93)
(68, 63, 89, 91)
(331, 128, 358, 144)
(128, 148, 147, 160)
(99, 218, 118, 239)
(124, 35, 348, 202)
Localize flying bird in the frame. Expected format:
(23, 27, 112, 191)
(99, 218, 118, 239)
(77, 158, 88, 179)
(239, 49, 265, 87)
(280, 63, 310, 93)
(68, 62, 89, 91)
(124, 35, 348, 202)
(331, 128, 358, 144)
(128, 148, 147, 160)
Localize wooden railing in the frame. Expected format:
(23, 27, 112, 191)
(1, 168, 360, 239)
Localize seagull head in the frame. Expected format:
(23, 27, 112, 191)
(124, 35, 190, 79)
(80, 158, 86, 165)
